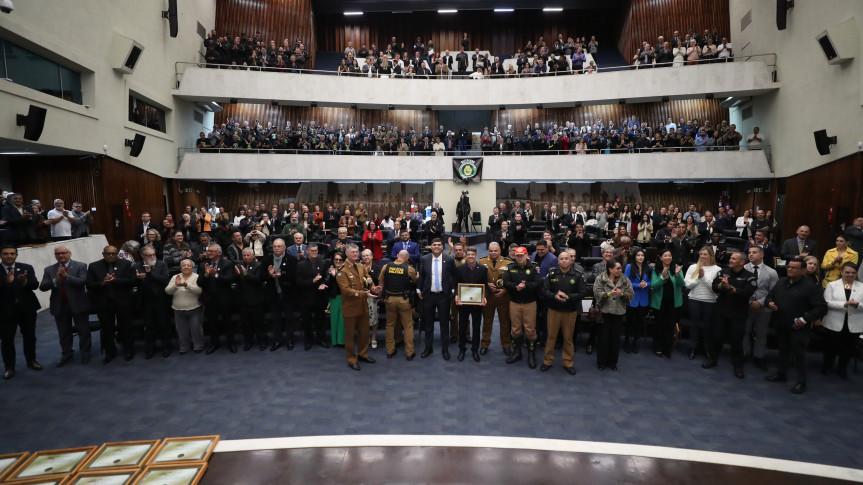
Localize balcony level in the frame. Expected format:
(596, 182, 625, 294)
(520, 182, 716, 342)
(173, 59, 778, 110)
(175, 149, 773, 182)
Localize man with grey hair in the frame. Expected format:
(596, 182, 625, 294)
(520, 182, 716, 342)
(197, 243, 237, 354)
(262, 238, 297, 351)
(46, 198, 77, 242)
(236, 247, 268, 351)
(69, 202, 93, 238)
(135, 245, 171, 358)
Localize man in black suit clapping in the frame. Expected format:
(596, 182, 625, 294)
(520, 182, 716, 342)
(87, 245, 137, 363)
(0, 245, 42, 379)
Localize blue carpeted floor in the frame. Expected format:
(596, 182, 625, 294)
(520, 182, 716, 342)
(3, 310, 863, 470)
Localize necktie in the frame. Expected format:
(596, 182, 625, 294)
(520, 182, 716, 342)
(753, 265, 759, 281)
(433, 258, 440, 292)
(60, 264, 69, 303)
(798, 240, 804, 253)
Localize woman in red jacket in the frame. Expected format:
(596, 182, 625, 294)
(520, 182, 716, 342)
(362, 220, 384, 262)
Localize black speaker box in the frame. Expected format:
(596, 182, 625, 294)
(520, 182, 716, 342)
(813, 129, 836, 156)
(16, 105, 47, 141)
(162, 0, 178, 38)
(126, 134, 146, 157)
(776, 0, 792, 31)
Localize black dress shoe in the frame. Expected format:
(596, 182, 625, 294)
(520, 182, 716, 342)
(540, 364, 552, 371)
(102, 353, 115, 365)
(838, 368, 848, 379)
(348, 363, 361, 371)
(304, 342, 313, 351)
(457, 350, 466, 361)
(205, 345, 220, 355)
(406, 353, 415, 361)
(359, 355, 376, 364)
(586, 345, 594, 355)
(598, 365, 606, 370)
(269, 342, 282, 351)
(764, 373, 787, 382)
(3, 368, 14, 379)
(387, 352, 395, 359)
(229, 344, 238, 353)
(124, 351, 134, 362)
(318, 339, 332, 349)
(472, 351, 480, 362)
(701, 359, 717, 369)
(56, 355, 74, 367)
(609, 365, 618, 371)
(421, 347, 433, 359)
(734, 365, 745, 379)
(286, 341, 294, 350)
(244, 343, 254, 351)
(145, 350, 155, 360)
(480, 346, 488, 355)
(442, 348, 451, 361)
(564, 366, 577, 375)
(26, 360, 43, 371)
(163, 347, 171, 358)
(790, 382, 807, 394)
(503, 346, 512, 356)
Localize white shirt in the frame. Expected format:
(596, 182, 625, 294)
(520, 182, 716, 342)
(47, 208, 73, 237)
(747, 132, 764, 149)
(684, 264, 721, 302)
(717, 42, 732, 58)
(432, 254, 443, 292)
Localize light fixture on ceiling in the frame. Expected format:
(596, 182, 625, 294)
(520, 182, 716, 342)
(438, 9, 457, 13)
(344, 11, 363, 16)
(494, 8, 514, 12)
(543, 7, 563, 12)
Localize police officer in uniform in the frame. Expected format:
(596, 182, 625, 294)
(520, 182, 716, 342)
(541, 251, 588, 374)
(336, 244, 378, 371)
(448, 241, 467, 344)
(379, 250, 418, 359)
(478, 242, 513, 355)
(702, 252, 757, 378)
(235, 248, 268, 350)
(503, 246, 542, 368)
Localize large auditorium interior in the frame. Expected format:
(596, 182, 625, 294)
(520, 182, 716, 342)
(1, 0, 863, 483)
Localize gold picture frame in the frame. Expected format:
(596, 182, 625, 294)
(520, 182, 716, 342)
(132, 463, 207, 485)
(457, 283, 485, 305)
(67, 469, 140, 485)
(6, 447, 95, 482)
(5, 476, 69, 485)
(147, 437, 218, 465)
(0, 452, 29, 482)
(80, 440, 160, 472)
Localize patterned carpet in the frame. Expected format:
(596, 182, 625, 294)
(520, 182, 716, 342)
(2, 310, 862, 471)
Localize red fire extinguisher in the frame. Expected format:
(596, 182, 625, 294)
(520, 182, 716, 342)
(410, 197, 415, 214)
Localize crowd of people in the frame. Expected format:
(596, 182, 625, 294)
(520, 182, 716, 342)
(3, 191, 862, 395)
(631, 28, 733, 68)
(194, 116, 763, 155)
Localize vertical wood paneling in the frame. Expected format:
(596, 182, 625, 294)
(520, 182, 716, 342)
(214, 105, 439, 134)
(617, 0, 730, 63)
(216, 0, 317, 68)
(9, 156, 166, 247)
(315, 10, 617, 56)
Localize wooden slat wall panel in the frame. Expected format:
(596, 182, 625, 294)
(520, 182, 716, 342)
(494, 99, 729, 134)
(617, 0, 730, 63)
(9, 157, 166, 247)
(215, 105, 439, 133)
(315, 11, 617, 56)
(216, 0, 317, 68)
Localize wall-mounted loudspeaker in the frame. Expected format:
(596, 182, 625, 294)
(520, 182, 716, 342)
(16, 105, 47, 141)
(162, 0, 178, 38)
(776, 0, 793, 30)
(125, 134, 146, 157)
(112, 32, 145, 74)
(815, 18, 859, 65)
(813, 129, 837, 156)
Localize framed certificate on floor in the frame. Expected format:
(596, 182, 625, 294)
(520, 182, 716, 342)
(6, 447, 95, 482)
(0, 452, 29, 482)
(68, 469, 140, 485)
(457, 283, 484, 305)
(148, 437, 218, 465)
(132, 463, 207, 485)
(80, 440, 160, 471)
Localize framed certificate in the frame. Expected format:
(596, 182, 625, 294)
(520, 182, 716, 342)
(0, 452, 29, 482)
(132, 463, 207, 485)
(5, 477, 69, 485)
(81, 441, 160, 471)
(7, 447, 95, 482)
(68, 469, 140, 485)
(457, 283, 484, 305)
(148, 437, 218, 465)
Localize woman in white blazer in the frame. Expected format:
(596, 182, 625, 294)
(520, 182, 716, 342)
(822, 262, 863, 378)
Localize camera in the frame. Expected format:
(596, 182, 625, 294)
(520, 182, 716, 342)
(0, 0, 13, 13)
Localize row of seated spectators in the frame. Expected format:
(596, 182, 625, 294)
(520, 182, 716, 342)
(194, 116, 761, 154)
(631, 29, 733, 68)
(203, 31, 311, 71)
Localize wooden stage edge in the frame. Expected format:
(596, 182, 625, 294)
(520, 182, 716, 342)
(204, 435, 863, 484)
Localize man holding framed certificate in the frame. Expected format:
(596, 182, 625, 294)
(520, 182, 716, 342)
(454, 247, 487, 362)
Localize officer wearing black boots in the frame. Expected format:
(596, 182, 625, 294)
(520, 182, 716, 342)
(502, 246, 542, 368)
(541, 250, 588, 375)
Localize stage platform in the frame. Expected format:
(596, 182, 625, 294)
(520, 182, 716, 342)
(203, 436, 863, 484)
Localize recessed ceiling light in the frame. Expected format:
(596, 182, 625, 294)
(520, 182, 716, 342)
(0, 151, 38, 155)
(543, 7, 563, 12)
(438, 9, 457, 13)
(344, 11, 363, 15)
(494, 8, 514, 12)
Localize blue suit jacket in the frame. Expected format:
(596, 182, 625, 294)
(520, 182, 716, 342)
(390, 240, 421, 264)
(286, 244, 308, 258)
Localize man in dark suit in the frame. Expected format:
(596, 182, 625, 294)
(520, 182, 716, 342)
(295, 244, 332, 350)
(261, 238, 297, 351)
(134, 212, 160, 245)
(453, 246, 487, 362)
(196, 243, 237, 354)
(698, 211, 721, 244)
(844, 216, 863, 254)
(780, 225, 819, 262)
(417, 238, 457, 360)
(40, 245, 90, 365)
(488, 208, 504, 234)
(493, 220, 514, 254)
(286, 232, 307, 259)
(1, 193, 36, 246)
(86, 245, 137, 363)
(390, 230, 421, 266)
(235, 247, 268, 351)
(134, 246, 171, 359)
(423, 211, 445, 245)
(1, 245, 42, 379)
